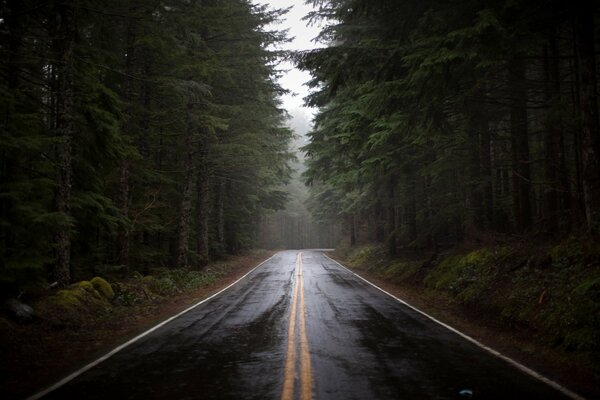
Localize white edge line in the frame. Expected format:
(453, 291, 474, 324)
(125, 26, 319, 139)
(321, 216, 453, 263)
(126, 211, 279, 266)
(323, 253, 585, 400)
(27, 253, 278, 400)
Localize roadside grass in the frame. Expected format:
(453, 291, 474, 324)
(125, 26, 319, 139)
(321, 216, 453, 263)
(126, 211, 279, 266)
(338, 238, 600, 368)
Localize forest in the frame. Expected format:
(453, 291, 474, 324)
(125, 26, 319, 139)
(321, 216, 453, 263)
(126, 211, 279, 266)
(2, 0, 600, 398)
(0, 0, 294, 292)
(4, 0, 598, 292)
(298, 0, 600, 252)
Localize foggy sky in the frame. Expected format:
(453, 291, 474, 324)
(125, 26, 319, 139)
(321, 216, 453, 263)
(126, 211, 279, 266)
(254, 0, 322, 126)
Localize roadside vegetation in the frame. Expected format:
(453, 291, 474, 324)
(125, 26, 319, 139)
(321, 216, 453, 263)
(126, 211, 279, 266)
(0, 251, 271, 399)
(298, 1, 600, 391)
(0, 0, 292, 296)
(299, 1, 600, 250)
(335, 239, 600, 394)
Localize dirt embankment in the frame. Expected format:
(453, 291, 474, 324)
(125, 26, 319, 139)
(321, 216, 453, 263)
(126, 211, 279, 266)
(0, 251, 274, 400)
(333, 238, 600, 399)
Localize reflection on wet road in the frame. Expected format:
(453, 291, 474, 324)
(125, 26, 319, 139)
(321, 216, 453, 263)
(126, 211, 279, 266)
(36, 250, 574, 399)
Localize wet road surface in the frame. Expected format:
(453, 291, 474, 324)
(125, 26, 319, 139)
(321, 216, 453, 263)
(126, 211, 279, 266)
(34, 250, 575, 400)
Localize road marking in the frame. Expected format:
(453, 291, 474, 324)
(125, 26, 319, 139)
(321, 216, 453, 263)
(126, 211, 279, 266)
(27, 253, 278, 400)
(281, 253, 301, 400)
(281, 252, 313, 400)
(323, 253, 585, 400)
(298, 253, 313, 400)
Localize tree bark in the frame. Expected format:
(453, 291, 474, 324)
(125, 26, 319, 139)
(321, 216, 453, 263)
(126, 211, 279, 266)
(509, 58, 532, 231)
(349, 213, 357, 247)
(574, 8, 600, 231)
(467, 110, 483, 232)
(176, 102, 195, 268)
(385, 178, 397, 255)
(406, 169, 417, 242)
(374, 200, 385, 243)
(116, 0, 139, 269)
(196, 134, 210, 267)
(116, 160, 130, 266)
(543, 34, 570, 233)
(52, 1, 76, 286)
(1, 0, 24, 255)
(215, 179, 226, 256)
(480, 121, 494, 230)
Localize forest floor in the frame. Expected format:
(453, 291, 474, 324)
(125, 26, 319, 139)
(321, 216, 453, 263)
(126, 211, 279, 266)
(0, 250, 275, 400)
(332, 239, 600, 399)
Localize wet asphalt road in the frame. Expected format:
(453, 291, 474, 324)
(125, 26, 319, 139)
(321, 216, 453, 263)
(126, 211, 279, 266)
(36, 250, 572, 400)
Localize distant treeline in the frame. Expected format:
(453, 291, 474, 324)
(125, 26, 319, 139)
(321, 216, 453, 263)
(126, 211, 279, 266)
(298, 0, 600, 252)
(257, 213, 340, 250)
(0, 0, 292, 291)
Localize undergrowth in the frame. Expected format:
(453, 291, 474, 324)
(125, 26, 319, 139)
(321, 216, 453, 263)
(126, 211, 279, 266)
(32, 264, 230, 326)
(342, 238, 600, 362)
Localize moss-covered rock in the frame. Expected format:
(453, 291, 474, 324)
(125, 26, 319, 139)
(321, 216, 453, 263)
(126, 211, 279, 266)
(91, 277, 114, 300)
(73, 280, 96, 293)
(35, 281, 112, 327)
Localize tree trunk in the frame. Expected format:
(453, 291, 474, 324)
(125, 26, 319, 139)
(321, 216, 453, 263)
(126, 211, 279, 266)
(196, 135, 210, 267)
(349, 213, 357, 247)
(177, 102, 195, 268)
(480, 121, 494, 230)
(215, 179, 226, 256)
(374, 200, 385, 243)
(406, 169, 417, 242)
(1, 0, 23, 256)
(385, 178, 396, 255)
(116, 160, 130, 266)
(509, 58, 532, 231)
(467, 111, 483, 232)
(52, 1, 76, 286)
(543, 34, 570, 233)
(574, 9, 600, 231)
(116, 0, 139, 269)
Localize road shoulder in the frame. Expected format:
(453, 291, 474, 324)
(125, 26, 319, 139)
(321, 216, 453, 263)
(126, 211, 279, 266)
(0, 251, 275, 400)
(328, 252, 599, 400)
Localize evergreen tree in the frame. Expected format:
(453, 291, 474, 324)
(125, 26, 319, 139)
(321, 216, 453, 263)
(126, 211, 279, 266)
(298, 0, 600, 252)
(0, 0, 292, 292)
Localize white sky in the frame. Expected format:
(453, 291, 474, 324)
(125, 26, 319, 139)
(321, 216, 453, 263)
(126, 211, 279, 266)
(254, 0, 322, 128)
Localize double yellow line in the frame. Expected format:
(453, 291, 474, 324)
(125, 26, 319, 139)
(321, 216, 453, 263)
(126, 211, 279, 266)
(281, 252, 313, 400)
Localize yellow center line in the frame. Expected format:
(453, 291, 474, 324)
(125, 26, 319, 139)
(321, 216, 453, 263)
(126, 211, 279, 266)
(281, 252, 313, 400)
(298, 254, 313, 400)
(281, 253, 300, 400)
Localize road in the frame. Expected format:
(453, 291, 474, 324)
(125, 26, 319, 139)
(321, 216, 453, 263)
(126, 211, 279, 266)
(33, 250, 575, 400)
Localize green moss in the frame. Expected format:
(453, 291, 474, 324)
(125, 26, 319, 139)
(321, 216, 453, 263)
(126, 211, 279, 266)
(55, 289, 83, 308)
(342, 239, 600, 360)
(423, 247, 512, 300)
(425, 254, 469, 291)
(73, 280, 95, 293)
(35, 281, 112, 327)
(349, 245, 378, 264)
(463, 248, 492, 265)
(91, 277, 114, 300)
(347, 245, 389, 272)
(380, 260, 421, 282)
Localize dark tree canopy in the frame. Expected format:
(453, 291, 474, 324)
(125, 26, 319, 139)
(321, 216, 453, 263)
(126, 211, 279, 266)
(297, 0, 600, 252)
(0, 0, 293, 290)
